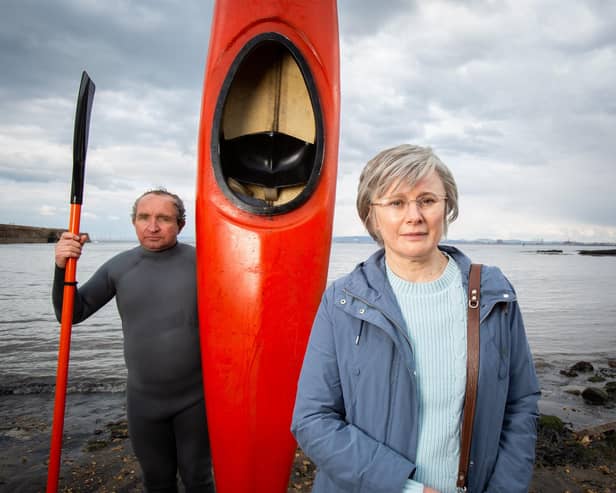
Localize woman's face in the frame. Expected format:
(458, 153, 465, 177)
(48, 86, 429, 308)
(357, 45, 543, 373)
(371, 170, 447, 265)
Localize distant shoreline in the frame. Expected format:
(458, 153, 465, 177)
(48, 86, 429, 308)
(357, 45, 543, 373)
(0, 224, 90, 244)
(1, 224, 614, 247)
(332, 236, 616, 247)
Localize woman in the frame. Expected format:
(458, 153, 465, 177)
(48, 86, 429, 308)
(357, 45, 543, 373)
(291, 144, 540, 493)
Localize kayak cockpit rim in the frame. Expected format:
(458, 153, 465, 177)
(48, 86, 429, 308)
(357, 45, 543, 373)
(210, 32, 325, 216)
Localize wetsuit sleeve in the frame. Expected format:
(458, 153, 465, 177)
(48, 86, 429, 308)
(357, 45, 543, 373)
(483, 301, 540, 492)
(52, 262, 116, 324)
(291, 290, 414, 493)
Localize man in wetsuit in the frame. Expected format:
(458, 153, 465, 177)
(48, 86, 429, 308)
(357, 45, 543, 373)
(52, 188, 215, 492)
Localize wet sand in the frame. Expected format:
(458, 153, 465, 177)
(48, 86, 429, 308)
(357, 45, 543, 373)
(1, 393, 615, 492)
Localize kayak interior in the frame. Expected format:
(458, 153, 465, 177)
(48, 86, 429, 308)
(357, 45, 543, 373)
(212, 33, 324, 214)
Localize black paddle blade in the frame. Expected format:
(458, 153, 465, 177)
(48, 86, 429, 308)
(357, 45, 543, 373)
(71, 71, 96, 205)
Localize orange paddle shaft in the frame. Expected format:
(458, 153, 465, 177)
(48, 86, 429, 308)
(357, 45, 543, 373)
(46, 204, 81, 492)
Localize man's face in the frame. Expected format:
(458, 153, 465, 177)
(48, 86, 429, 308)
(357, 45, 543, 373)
(132, 193, 182, 251)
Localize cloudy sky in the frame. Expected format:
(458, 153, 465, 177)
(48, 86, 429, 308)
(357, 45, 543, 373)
(1, 0, 615, 242)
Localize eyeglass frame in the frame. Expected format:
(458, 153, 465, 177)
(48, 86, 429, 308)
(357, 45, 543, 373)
(370, 193, 448, 214)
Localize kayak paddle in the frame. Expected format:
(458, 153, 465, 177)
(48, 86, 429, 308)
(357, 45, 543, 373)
(46, 70, 95, 493)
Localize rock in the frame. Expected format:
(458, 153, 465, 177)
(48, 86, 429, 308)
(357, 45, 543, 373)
(599, 367, 616, 378)
(560, 369, 578, 377)
(107, 420, 129, 439)
(605, 381, 616, 395)
(588, 374, 606, 383)
(538, 414, 566, 432)
(85, 439, 109, 452)
(563, 385, 585, 396)
(571, 361, 594, 372)
(582, 387, 609, 405)
(608, 359, 616, 368)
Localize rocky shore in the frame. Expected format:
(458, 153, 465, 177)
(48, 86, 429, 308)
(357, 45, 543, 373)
(2, 402, 615, 492)
(2, 414, 615, 493)
(559, 360, 616, 408)
(2, 357, 615, 492)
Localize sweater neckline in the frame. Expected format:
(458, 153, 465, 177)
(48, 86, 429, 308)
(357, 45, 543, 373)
(386, 254, 460, 295)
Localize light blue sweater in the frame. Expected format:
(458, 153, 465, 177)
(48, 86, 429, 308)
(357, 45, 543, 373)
(386, 257, 467, 493)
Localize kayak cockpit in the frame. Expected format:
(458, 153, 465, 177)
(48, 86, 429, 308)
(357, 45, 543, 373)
(211, 33, 323, 214)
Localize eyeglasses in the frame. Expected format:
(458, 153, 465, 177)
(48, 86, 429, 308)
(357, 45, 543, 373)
(370, 193, 447, 216)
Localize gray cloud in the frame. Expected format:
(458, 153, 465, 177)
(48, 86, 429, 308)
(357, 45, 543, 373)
(1, 1, 211, 94)
(1, 0, 615, 242)
(338, 0, 417, 38)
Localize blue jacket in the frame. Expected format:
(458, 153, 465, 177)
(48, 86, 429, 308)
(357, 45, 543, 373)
(291, 246, 540, 493)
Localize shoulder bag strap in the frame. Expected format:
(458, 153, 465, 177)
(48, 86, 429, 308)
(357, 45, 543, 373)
(457, 263, 482, 491)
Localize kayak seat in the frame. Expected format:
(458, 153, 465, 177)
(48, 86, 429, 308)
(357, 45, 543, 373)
(221, 131, 315, 189)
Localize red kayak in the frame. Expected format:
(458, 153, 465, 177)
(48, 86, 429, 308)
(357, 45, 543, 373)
(195, 1, 339, 492)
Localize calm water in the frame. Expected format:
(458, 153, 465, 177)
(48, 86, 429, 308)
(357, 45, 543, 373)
(1, 240, 615, 423)
(332, 242, 616, 358)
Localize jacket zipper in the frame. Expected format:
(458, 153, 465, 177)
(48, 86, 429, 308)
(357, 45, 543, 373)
(342, 288, 415, 353)
(342, 287, 412, 445)
(355, 320, 364, 345)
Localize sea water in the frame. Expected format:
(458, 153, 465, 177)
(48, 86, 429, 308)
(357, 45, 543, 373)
(1, 241, 615, 424)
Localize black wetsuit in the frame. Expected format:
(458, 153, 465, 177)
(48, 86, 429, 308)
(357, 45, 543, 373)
(52, 242, 214, 492)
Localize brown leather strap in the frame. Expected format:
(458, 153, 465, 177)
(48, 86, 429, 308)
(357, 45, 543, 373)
(457, 263, 482, 490)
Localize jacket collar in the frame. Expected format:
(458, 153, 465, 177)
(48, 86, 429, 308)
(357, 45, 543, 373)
(341, 244, 515, 325)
